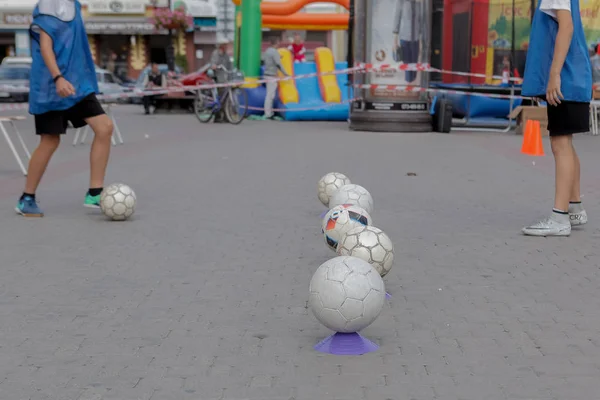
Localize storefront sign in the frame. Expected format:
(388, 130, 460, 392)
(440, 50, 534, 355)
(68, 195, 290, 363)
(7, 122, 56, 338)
(172, 0, 217, 18)
(2, 13, 33, 26)
(85, 0, 146, 14)
(85, 21, 163, 34)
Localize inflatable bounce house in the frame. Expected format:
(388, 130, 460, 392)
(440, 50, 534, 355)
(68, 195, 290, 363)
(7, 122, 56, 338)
(231, 0, 351, 121)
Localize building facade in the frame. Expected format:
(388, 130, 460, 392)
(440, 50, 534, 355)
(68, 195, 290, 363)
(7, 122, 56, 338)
(0, 0, 37, 62)
(0, 0, 346, 74)
(189, 0, 223, 71)
(81, 0, 195, 80)
(0, 0, 215, 78)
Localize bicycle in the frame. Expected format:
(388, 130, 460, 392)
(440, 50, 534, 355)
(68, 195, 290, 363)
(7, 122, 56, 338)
(193, 66, 248, 125)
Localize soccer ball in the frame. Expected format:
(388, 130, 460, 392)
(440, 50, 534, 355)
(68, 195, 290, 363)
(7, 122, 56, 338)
(309, 256, 386, 333)
(337, 225, 394, 277)
(329, 184, 374, 214)
(321, 204, 372, 251)
(317, 172, 351, 207)
(100, 183, 136, 221)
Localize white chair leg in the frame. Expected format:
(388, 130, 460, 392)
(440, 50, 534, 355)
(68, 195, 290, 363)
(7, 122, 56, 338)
(9, 121, 31, 159)
(73, 127, 81, 145)
(80, 125, 90, 144)
(0, 122, 27, 175)
(105, 106, 123, 145)
(113, 117, 123, 144)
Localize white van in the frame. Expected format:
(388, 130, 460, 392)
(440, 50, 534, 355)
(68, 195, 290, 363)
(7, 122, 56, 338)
(1, 57, 32, 66)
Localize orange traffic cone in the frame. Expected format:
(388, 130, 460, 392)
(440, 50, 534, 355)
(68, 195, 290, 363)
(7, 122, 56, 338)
(521, 119, 545, 156)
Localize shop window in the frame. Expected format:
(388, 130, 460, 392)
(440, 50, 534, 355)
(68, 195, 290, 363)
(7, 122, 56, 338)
(97, 35, 130, 81)
(149, 35, 170, 65)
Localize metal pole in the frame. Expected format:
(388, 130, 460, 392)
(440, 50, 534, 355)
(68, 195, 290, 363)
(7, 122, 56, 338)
(530, 0, 535, 24)
(511, 0, 515, 74)
(166, 0, 175, 71)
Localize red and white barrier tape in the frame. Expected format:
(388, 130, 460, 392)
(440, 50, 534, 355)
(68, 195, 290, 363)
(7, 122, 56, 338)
(354, 62, 524, 83)
(2, 62, 597, 95)
(0, 68, 360, 111)
(0, 67, 361, 94)
(3, 64, 592, 112)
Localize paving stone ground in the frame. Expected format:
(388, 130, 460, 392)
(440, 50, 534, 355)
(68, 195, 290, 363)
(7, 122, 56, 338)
(1, 105, 600, 400)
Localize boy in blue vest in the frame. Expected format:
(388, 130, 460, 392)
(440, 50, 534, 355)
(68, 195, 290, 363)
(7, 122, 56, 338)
(521, 0, 592, 236)
(16, 0, 114, 217)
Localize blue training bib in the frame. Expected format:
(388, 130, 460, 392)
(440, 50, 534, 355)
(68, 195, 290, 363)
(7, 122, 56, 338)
(29, 0, 99, 115)
(522, 0, 591, 102)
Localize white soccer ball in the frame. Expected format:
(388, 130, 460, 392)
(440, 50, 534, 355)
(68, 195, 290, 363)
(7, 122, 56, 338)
(100, 183, 137, 221)
(321, 204, 372, 252)
(329, 184, 374, 214)
(309, 256, 386, 333)
(337, 225, 394, 277)
(317, 172, 351, 207)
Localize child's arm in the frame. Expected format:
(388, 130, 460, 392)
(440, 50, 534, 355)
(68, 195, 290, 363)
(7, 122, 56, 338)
(541, 0, 573, 105)
(40, 30, 75, 97)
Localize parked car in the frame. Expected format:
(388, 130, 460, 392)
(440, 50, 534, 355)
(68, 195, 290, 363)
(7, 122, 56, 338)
(1, 56, 32, 66)
(0, 63, 30, 102)
(178, 63, 212, 87)
(96, 66, 131, 103)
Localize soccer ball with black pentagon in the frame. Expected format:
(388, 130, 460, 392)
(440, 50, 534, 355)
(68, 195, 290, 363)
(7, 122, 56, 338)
(309, 256, 386, 333)
(337, 225, 394, 277)
(329, 184, 374, 214)
(100, 183, 137, 221)
(317, 172, 351, 207)
(321, 204, 372, 251)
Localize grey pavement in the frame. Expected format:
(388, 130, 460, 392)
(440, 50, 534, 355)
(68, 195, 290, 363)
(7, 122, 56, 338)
(1, 105, 600, 400)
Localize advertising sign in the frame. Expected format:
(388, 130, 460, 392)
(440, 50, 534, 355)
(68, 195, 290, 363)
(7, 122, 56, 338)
(85, 0, 147, 14)
(366, 0, 429, 101)
(172, 0, 217, 18)
(485, 0, 600, 79)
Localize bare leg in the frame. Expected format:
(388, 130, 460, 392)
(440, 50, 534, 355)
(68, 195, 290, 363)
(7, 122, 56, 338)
(85, 114, 114, 189)
(24, 134, 61, 194)
(571, 143, 581, 202)
(551, 135, 576, 212)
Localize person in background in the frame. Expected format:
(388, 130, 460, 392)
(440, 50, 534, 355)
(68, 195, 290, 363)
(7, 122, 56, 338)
(288, 33, 306, 63)
(262, 36, 288, 120)
(501, 55, 511, 85)
(142, 62, 166, 115)
(392, 0, 423, 83)
(105, 51, 117, 75)
(209, 39, 233, 122)
(210, 38, 233, 80)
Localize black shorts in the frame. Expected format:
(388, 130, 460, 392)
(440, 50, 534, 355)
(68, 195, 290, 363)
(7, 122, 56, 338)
(544, 98, 590, 137)
(34, 93, 105, 135)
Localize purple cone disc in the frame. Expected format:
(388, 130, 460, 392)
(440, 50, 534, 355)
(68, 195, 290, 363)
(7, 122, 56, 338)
(314, 332, 379, 355)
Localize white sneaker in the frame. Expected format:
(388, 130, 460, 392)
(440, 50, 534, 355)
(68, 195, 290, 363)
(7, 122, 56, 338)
(522, 213, 571, 236)
(569, 209, 588, 226)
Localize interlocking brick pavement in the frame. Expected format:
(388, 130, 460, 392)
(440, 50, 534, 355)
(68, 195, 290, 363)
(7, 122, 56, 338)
(1, 106, 600, 399)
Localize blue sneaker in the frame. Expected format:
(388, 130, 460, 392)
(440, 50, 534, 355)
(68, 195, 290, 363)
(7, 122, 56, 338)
(15, 195, 43, 217)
